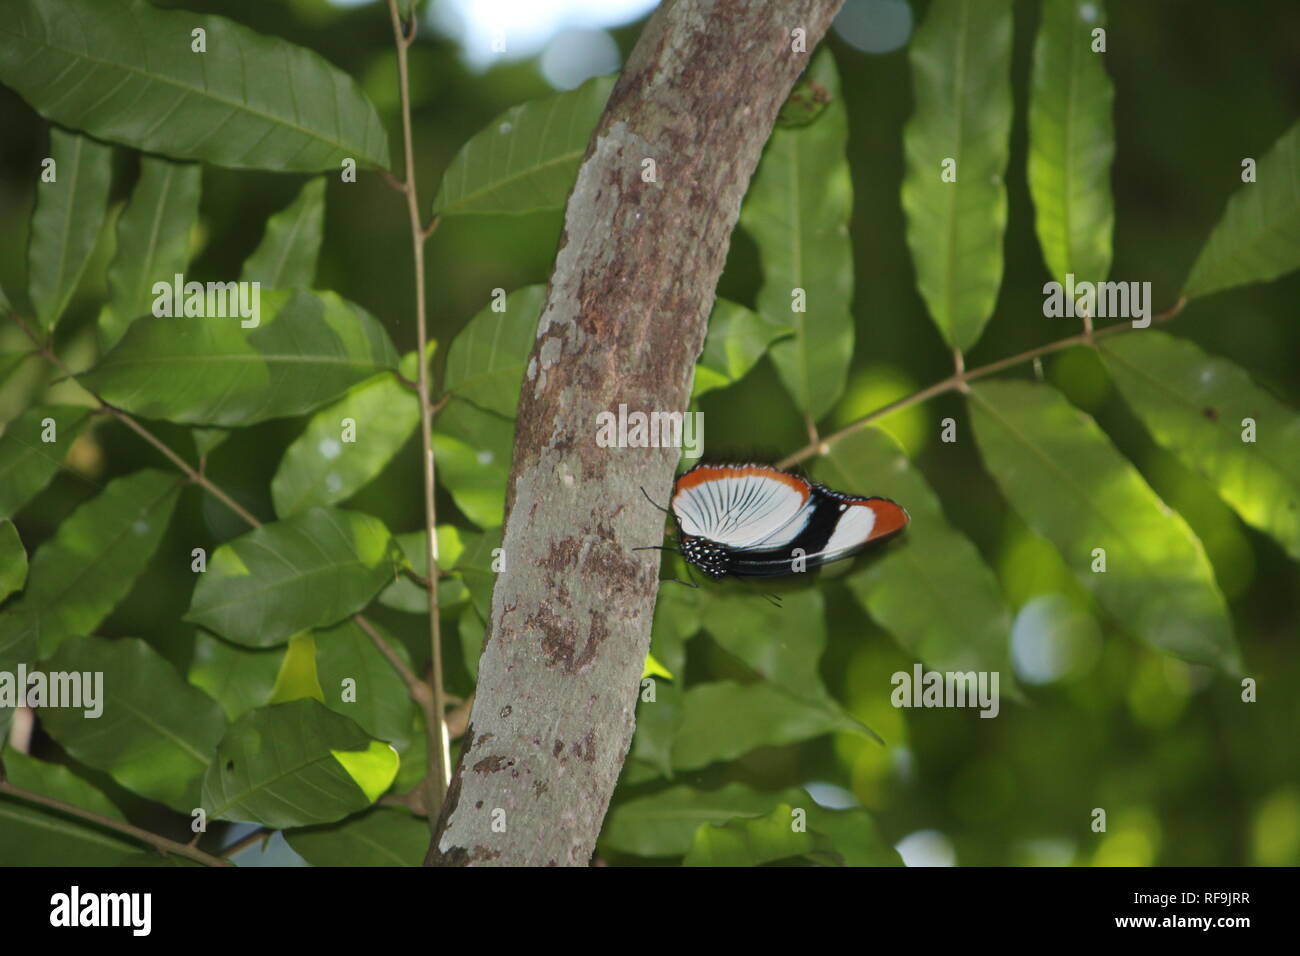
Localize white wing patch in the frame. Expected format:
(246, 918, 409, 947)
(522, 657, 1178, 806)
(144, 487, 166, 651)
(817, 502, 878, 559)
(672, 472, 808, 549)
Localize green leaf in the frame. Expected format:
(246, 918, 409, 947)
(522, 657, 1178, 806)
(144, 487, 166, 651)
(40, 636, 227, 812)
(1100, 331, 1300, 559)
(816, 427, 1014, 678)
(684, 803, 831, 866)
(740, 49, 853, 421)
(648, 583, 701, 679)
(969, 381, 1239, 669)
(1183, 118, 1300, 299)
(1027, 0, 1114, 287)
(81, 289, 400, 427)
(434, 397, 515, 479)
(901, 0, 1014, 352)
(0, 519, 27, 603)
(602, 782, 793, 857)
(0, 404, 93, 519)
(186, 506, 402, 648)
(397, 525, 466, 575)
(98, 156, 202, 351)
(454, 527, 503, 622)
(642, 653, 672, 681)
(433, 75, 614, 215)
(693, 299, 792, 397)
(192, 427, 230, 459)
(701, 589, 825, 698)
(379, 526, 468, 614)
(314, 618, 417, 748)
(432, 433, 509, 529)
(458, 604, 486, 681)
(268, 632, 325, 704)
(116, 852, 202, 867)
(0, 469, 179, 664)
(0, 0, 390, 172)
(443, 285, 546, 417)
(286, 806, 427, 866)
(672, 681, 863, 771)
(26, 127, 113, 331)
(187, 631, 281, 721)
(0, 749, 137, 865)
(802, 804, 904, 866)
(684, 801, 902, 865)
(271, 372, 419, 517)
(701, 589, 869, 725)
(201, 698, 395, 827)
(630, 675, 681, 778)
(240, 177, 327, 288)
(0, 351, 35, 389)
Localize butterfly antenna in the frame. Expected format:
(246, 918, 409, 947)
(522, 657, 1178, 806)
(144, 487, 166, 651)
(662, 575, 701, 590)
(736, 574, 783, 608)
(640, 486, 672, 515)
(666, 562, 702, 590)
(635, 545, 703, 590)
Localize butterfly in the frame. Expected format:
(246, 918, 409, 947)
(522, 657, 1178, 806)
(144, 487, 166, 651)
(656, 463, 909, 579)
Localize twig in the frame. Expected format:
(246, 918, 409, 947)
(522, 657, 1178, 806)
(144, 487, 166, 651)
(402, 566, 433, 589)
(103, 404, 263, 528)
(386, 0, 450, 820)
(446, 693, 474, 740)
(221, 826, 273, 859)
(353, 612, 433, 709)
(0, 777, 232, 867)
(777, 298, 1187, 469)
(379, 167, 409, 194)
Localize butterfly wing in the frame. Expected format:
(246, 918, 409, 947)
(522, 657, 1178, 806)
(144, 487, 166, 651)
(727, 489, 909, 577)
(670, 465, 811, 549)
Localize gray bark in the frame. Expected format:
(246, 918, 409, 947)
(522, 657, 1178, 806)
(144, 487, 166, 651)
(429, 0, 844, 867)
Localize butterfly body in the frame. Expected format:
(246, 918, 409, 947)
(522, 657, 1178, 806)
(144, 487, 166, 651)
(669, 463, 908, 579)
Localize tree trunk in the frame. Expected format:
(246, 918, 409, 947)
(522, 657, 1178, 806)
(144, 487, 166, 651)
(428, 0, 845, 867)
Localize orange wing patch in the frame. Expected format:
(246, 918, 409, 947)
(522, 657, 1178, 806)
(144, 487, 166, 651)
(855, 497, 909, 541)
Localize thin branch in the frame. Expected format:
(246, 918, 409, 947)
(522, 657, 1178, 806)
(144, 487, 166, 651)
(0, 776, 232, 867)
(221, 826, 273, 859)
(380, 167, 409, 194)
(402, 565, 433, 589)
(446, 693, 474, 740)
(777, 298, 1187, 469)
(386, 0, 450, 820)
(102, 404, 264, 528)
(353, 612, 433, 709)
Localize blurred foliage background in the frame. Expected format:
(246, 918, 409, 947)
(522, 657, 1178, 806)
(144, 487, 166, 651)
(1, 0, 1297, 865)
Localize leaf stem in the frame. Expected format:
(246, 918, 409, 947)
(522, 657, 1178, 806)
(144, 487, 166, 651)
(776, 297, 1186, 469)
(386, 0, 450, 821)
(0, 773, 232, 868)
